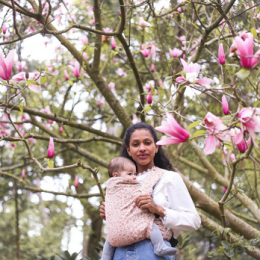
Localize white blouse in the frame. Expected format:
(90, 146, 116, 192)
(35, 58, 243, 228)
(137, 168, 201, 237)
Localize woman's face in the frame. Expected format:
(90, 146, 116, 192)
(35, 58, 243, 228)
(126, 129, 158, 171)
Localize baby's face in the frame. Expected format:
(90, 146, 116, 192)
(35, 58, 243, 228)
(115, 163, 137, 180)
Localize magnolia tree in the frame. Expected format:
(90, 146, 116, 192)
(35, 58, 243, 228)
(1, 0, 260, 259)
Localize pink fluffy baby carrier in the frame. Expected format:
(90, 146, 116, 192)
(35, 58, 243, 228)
(105, 167, 173, 247)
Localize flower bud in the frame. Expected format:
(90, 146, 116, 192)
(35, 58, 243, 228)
(177, 7, 182, 13)
(3, 23, 7, 34)
(75, 176, 79, 188)
(146, 91, 152, 104)
(218, 43, 226, 65)
(47, 137, 55, 158)
(111, 36, 116, 50)
(64, 70, 69, 80)
(151, 64, 155, 72)
(25, 69, 29, 79)
(222, 95, 229, 115)
(59, 125, 63, 133)
(22, 169, 25, 179)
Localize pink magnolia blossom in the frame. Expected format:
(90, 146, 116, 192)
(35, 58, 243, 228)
(218, 43, 226, 65)
(98, 100, 105, 107)
(83, 52, 88, 60)
(222, 187, 227, 193)
(149, 44, 157, 61)
(176, 59, 213, 86)
(89, 18, 95, 25)
(203, 112, 231, 155)
(22, 169, 25, 179)
(68, 61, 80, 77)
(111, 37, 116, 50)
(80, 36, 88, 45)
(155, 113, 190, 145)
(143, 80, 155, 91)
(0, 113, 8, 127)
(179, 36, 186, 42)
(140, 46, 150, 57)
(146, 91, 152, 104)
(137, 17, 151, 30)
(233, 32, 260, 68)
(42, 106, 54, 124)
(236, 136, 251, 152)
(103, 27, 112, 38)
(133, 114, 139, 124)
(116, 68, 127, 77)
(151, 64, 155, 72)
(230, 154, 236, 162)
(203, 112, 230, 141)
(64, 70, 69, 80)
(222, 95, 229, 115)
(177, 7, 182, 13)
(28, 138, 37, 143)
(159, 79, 163, 87)
(87, 6, 94, 17)
(169, 48, 182, 58)
(11, 72, 41, 92)
(0, 50, 14, 80)
(10, 143, 16, 148)
(229, 41, 237, 57)
(3, 23, 7, 34)
(238, 107, 260, 146)
(0, 129, 11, 136)
(204, 135, 217, 155)
(59, 126, 63, 133)
(151, 122, 154, 128)
(113, 57, 116, 63)
(47, 137, 55, 158)
(75, 176, 79, 188)
(16, 61, 27, 71)
(108, 82, 115, 91)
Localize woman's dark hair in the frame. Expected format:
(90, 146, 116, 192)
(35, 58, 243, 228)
(121, 122, 174, 171)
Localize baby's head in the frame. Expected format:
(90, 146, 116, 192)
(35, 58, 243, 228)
(108, 156, 136, 180)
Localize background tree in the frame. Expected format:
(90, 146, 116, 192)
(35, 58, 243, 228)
(0, 0, 260, 259)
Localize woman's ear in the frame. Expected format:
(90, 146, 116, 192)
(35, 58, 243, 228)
(155, 144, 159, 153)
(126, 147, 131, 157)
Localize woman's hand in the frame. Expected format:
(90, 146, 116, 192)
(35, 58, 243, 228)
(135, 195, 165, 217)
(100, 201, 106, 220)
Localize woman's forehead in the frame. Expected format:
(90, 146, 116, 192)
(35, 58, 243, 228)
(130, 129, 153, 140)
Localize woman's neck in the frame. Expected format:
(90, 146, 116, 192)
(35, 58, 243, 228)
(137, 161, 155, 174)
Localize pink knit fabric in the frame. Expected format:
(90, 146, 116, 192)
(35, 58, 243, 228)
(106, 167, 173, 247)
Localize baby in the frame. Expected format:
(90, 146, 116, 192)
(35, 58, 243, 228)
(101, 157, 177, 260)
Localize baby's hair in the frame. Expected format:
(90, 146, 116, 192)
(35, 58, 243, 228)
(108, 156, 135, 178)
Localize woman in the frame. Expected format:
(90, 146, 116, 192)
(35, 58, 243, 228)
(100, 122, 201, 259)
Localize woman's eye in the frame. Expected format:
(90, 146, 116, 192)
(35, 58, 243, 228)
(133, 143, 138, 146)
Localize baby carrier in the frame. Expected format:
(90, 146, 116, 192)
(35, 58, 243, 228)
(105, 167, 173, 247)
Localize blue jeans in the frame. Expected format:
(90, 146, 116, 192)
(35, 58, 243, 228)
(113, 239, 176, 260)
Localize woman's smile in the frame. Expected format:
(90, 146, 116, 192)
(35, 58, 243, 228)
(137, 153, 149, 159)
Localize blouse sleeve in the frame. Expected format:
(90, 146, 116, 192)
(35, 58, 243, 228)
(160, 172, 201, 231)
